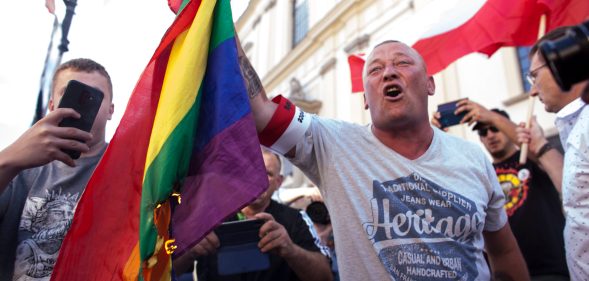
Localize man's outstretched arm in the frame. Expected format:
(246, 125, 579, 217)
(236, 32, 300, 157)
(235, 34, 277, 132)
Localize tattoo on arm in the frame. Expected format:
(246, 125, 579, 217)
(239, 56, 263, 100)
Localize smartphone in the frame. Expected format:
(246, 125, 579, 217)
(437, 98, 467, 129)
(215, 219, 269, 275)
(216, 219, 265, 246)
(57, 80, 104, 159)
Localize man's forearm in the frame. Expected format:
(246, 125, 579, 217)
(491, 114, 519, 145)
(283, 245, 332, 281)
(0, 149, 21, 194)
(235, 37, 276, 132)
(484, 226, 530, 281)
(488, 249, 530, 281)
(172, 250, 197, 276)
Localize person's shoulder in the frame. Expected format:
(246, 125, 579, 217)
(311, 115, 368, 135)
(579, 103, 589, 118)
(312, 115, 359, 127)
(435, 128, 487, 157)
(17, 163, 49, 180)
(435, 127, 478, 148)
(267, 201, 304, 221)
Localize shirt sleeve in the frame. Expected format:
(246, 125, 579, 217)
(289, 211, 321, 253)
(482, 154, 508, 232)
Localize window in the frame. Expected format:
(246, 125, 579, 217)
(293, 0, 309, 47)
(516, 46, 532, 92)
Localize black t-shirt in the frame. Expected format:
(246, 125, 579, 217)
(197, 200, 321, 281)
(493, 151, 568, 277)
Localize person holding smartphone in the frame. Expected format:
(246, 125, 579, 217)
(434, 103, 568, 280)
(0, 58, 114, 280)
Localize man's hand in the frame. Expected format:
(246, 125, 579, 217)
(515, 117, 548, 157)
(254, 212, 333, 281)
(255, 212, 296, 258)
(173, 231, 220, 275)
(190, 231, 220, 258)
(516, 116, 563, 192)
(455, 99, 494, 125)
(0, 108, 93, 194)
(2, 108, 92, 169)
(431, 111, 449, 131)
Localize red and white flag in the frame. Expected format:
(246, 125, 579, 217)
(348, 53, 366, 93)
(348, 0, 589, 92)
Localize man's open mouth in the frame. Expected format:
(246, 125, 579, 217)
(384, 85, 402, 98)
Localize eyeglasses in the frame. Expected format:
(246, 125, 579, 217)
(525, 63, 547, 86)
(477, 126, 499, 137)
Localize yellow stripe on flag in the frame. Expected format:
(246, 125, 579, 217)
(144, 0, 216, 172)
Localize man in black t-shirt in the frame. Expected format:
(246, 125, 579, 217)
(173, 149, 332, 281)
(467, 105, 568, 280)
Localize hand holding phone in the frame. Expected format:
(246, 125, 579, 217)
(57, 80, 104, 159)
(215, 219, 270, 275)
(436, 98, 468, 129)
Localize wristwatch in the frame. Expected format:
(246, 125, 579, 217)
(536, 142, 554, 159)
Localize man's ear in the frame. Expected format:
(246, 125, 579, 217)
(363, 93, 369, 110)
(276, 175, 284, 187)
(107, 103, 114, 120)
(48, 98, 55, 111)
(427, 76, 435, 96)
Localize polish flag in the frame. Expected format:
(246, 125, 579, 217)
(348, 0, 589, 93)
(348, 53, 366, 93)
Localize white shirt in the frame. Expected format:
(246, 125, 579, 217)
(555, 98, 589, 281)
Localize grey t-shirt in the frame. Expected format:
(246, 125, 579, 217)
(0, 148, 104, 281)
(288, 116, 507, 281)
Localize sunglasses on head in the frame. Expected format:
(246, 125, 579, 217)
(477, 126, 499, 137)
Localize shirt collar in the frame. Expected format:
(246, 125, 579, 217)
(555, 98, 586, 148)
(556, 98, 585, 119)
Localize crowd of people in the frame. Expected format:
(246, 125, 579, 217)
(0, 21, 587, 281)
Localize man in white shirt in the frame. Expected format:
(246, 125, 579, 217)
(520, 26, 589, 280)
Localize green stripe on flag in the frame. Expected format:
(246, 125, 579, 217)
(210, 0, 235, 51)
(139, 90, 203, 260)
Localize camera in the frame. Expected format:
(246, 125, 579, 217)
(540, 20, 589, 91)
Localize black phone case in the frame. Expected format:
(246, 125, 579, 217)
(216, 219, 264, 246)
(437, 99, 467, 129)
(57, 80, 104, 159)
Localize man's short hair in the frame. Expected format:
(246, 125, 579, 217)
(529, 26, 571, 60)
(52, 58, 113, 100)
(262, 147, 282, 173)
(472, 108, 510, 131)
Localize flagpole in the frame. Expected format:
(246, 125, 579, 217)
(32, 0, 78, 125)
(519, 14, 546, 165)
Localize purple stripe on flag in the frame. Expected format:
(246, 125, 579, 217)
(171, 114, 268, 256)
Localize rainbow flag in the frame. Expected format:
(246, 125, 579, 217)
(51, 0, 268, 279)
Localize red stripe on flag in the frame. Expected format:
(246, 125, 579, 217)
(539, 0, 589, 30)
(346, 0, 589, 89)
(413, 0, 589, 75)
(413, 0, 542, 75)
(50, 45, 171, 281)
(50, 1, 205, 279)
(348, 53, 365, 93)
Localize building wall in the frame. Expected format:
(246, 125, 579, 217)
(236, 0, 557, 193)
